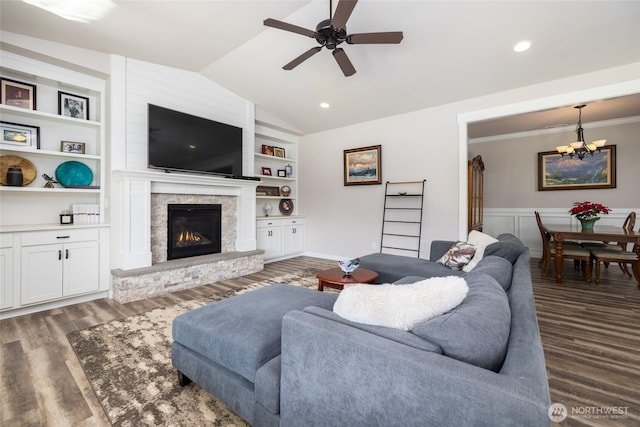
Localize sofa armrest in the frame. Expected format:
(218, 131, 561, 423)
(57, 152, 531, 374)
(429, 240, 455, 261)
(280, 310, 550, 427)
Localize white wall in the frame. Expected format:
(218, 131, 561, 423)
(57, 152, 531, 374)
(300, 63, 640, 260)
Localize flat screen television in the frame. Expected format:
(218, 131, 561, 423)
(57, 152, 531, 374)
(148, 104, 243, 177)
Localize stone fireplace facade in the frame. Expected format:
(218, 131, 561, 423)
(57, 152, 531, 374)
(111, 170, 263, 303)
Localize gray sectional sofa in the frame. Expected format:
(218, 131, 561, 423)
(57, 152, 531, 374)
(171, 233, 551, 426)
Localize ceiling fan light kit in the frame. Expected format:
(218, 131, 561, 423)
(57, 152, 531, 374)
(264, 0, 403, 77)
(555, 104, 606, 160)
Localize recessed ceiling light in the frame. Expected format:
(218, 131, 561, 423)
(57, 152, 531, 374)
(513, 40, 531, 53)
(320, 102, 330, 109)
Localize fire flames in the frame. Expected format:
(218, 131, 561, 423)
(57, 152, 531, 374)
(177, 231, 202, 247)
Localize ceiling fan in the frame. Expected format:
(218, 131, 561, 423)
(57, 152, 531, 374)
(264, 0, 403, 77)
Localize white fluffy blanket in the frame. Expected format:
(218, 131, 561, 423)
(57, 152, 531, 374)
(333, 276, 469, 331)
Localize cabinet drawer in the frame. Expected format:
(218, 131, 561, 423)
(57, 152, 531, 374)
(0, 233, 13, 248)
(21, 228, 100, 246)
(282, 218, 303, 227)
(257, 219, 281, 229)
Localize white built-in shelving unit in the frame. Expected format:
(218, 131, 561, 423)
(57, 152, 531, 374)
(0, 51, 110, 318)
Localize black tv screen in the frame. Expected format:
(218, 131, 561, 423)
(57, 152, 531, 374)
(148, 104, 243, 176)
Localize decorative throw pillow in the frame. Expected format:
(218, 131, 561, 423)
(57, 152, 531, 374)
(333, 276, 469, 331)
(436, 241, 477, 270)
(462, 230, 499, 272)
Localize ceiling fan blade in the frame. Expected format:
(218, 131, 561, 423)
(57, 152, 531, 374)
(332, 48, 356, 77)
(331, 0, 358, 29)
(347, 32, 404, 44)
(283, 47, 322, 70)
(264, 18, 317, 38)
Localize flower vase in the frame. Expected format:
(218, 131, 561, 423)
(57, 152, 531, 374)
(579, 217, 599, 232)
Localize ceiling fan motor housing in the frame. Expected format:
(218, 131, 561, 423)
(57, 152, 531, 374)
(315, 18, 347, 50)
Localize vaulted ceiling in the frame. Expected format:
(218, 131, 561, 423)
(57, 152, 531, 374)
(1, 0, 639, 136)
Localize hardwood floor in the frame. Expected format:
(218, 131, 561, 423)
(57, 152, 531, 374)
(1, 256, 638, 426)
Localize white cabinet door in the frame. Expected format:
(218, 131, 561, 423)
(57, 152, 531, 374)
(282, 224, 304, 255)
(21, 245, 64, 305)
(0, 247, 14, 310)
(257, 226, 283, 260)
(63, 241, 100, 296)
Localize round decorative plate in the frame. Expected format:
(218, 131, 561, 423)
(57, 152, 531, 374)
(279, 198, 294, 216)
(55, 161, 93, 187)
(0, 155, 37, 186)
(280, 185, 291, 197)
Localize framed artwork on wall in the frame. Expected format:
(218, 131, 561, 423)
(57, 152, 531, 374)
(1, 78, 36, 110)
(344, 144, 382, 186)
(58, 91, 90, 120)
(537, 145, 616, 191)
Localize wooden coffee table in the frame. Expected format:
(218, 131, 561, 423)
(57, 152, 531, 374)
(316, 267, 379, 292)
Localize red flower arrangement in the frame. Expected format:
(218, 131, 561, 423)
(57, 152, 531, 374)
(569, 201, 611, 221)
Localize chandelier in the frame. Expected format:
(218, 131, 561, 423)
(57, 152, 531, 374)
(555, 104, 606, 160)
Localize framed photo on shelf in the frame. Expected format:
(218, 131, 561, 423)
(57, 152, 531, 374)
(277, 169, 287, 177)
(537, 145, 616, 191)
(344, 144, 382, 186)
(261, 145, 274, 156)
(273, 146, 285, 158)
(261, 166, 272, 176)
(1, 78, 36, 110)
(0, 121, 40, 149)
(61, 141, 85, 154)
(58, 91, 90, 120)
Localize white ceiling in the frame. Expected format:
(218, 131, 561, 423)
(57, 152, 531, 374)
(1, 0, 639, 136)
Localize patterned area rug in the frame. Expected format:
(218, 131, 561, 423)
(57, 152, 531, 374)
(67, 269, 321, 426)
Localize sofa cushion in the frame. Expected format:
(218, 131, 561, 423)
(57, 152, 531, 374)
(484, 234, 527, 264)
(303, 306, 442, 353)
(333, 277, 469, 331)
(411, 273, 511, 371)
(359, 252, 463, 283)
(392, 276, 427, 285)
(436, 241, 477, 270)
(462, 231, 499, 272)
(255, 355, 281, 414)
(464, 255, 513, 291)
(172, 284, 337, 383)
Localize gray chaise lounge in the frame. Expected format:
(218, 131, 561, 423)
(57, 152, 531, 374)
(171, 234, 551, 426)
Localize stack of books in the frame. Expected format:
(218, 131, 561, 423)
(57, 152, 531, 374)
(71, 203, 100, 224)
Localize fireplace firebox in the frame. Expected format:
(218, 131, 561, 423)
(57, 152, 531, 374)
(167, 204, 221, 260)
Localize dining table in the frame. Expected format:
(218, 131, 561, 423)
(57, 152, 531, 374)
(542, 223, 640, 286)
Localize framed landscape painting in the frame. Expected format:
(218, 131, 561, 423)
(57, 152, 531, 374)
(344, 145, 382, 186)
(538, 145, 616, 191)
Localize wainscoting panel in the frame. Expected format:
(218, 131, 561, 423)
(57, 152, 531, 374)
(484, 208, 639, 259)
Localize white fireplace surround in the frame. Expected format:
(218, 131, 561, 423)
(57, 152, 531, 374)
(112, 169, 259, 270)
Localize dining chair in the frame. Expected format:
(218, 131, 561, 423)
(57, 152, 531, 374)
(589, 225, 640, 286)
(581, 211, 636, 276)
(534, 211, 592, 282)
